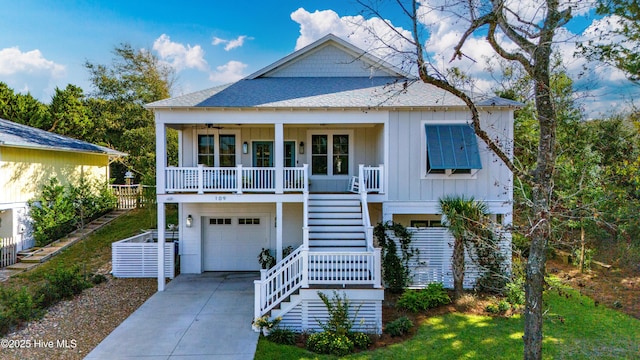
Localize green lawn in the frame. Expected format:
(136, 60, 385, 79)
(255, 285, 640, 359)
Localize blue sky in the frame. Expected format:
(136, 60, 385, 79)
(0, 1, 637, 118)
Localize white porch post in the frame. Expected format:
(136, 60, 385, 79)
(155, 121, 166, 195)
(157, 201, 166, 291)
(276, 201, 283, 261)
(274, 122, 284, 194)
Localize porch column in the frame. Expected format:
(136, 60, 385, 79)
(157, 201, 166, 291)
(155, 121, 166, 195)
(274, 122, 284, 194)
(276, 201, 283, 261)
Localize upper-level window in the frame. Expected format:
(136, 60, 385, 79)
(195, 130, 239, 167)
(219, 134, 236, 167)
(424, 124, 482, 177)
(312, 135, 328, 175)
(311, 132, 351, 176)
(198, 135, 215, 167)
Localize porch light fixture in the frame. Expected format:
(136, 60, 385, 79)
(299, 141, 305, 154)
(186, 215, 193, 228)
(243, 141, 248, 154)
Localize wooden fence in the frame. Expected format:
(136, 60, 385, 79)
(1, 237, 17, 268)
(110, 185, 156, 210)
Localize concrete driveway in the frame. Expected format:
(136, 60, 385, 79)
(86, 272, 260, 360)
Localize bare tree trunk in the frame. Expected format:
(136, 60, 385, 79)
(452, 238, 465, 300)
(524, 38, 556, 359)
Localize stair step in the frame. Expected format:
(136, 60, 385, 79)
(309, 232, 365, 239)
(309, 246, 367, 252)
(308, 200, 361, 207)
(309, 225, 364, 232)
(308, 212, 362, 219)
(308, 206, 361, 213)
(309, 239, 366, 247)
(308, 218, 363, 226)
(308, 194, 360, 200)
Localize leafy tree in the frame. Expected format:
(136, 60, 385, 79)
(582, 0, 640, 81)
(438, 196, 504, 299)
(0, 82, 48, 127)
(43, 84, 92, 138)
(85, 43, 176, 183)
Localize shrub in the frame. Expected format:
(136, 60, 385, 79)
(90, 273, 108, 285)
(397, 283, 451, 312)
(572, 247, 595, 270)
(0, 286, 43, 323)
(317, 291, 358, 335)
(44, 265, 92, 300)
(348, 331, 372, 349)
(486, 299, 510, 314)
(485, 302, 500, 314)
(385, 316, 413, 337)
(266, 328, 297, 345)
(505, 257, 525, 308)
(29, 177, 116, 247)
(306, 331, 353, 356)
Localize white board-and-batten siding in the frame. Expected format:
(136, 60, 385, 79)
(387, 110, 514, 203)
(388, 228, 512, 289)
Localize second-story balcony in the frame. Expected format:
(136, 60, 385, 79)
(164, 164, 384, 195)
(165, 164, 309, 194)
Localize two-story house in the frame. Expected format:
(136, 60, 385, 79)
(147, 34, 516, 333)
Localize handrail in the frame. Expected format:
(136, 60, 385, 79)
(359, 165, 374, 251)
(254, 245, 306, 318)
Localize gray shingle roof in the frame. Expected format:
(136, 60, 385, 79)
(0, 118, 126, 157)
(146, 77, 521, 109)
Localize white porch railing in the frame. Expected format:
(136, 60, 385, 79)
(165, 165, 308, 194)
(254, 246, 381, 320)
(362, 164, 384, 193)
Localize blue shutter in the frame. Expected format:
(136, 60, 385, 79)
(425, 124, 482, 170)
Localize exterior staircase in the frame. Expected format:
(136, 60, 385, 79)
(307, 194, 367, 252)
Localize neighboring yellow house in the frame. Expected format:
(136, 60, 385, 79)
(0, 118, 125, 251)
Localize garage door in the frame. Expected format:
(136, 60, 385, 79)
(203, 215, 269, 271)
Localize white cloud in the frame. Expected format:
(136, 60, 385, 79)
(290, 8, 413, 64)
(209, 60, 247, 83)
(153, 34, 208, 71)
(290, 4, 638, 118)
(0, 47, 65, 77)
(212, 35, 253, 51)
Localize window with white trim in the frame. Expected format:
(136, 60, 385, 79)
(194, 129, 240, 167)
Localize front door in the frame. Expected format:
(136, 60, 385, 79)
(253, 141, 273, 167)
(253, 141, 296, 167)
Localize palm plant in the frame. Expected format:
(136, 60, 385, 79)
(439, 195, 488, 300)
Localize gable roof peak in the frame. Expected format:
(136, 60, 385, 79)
(245, 33, 412, 80)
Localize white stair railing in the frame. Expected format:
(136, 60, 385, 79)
(254, 245, 306, 320)
(359, 165, 375, 251)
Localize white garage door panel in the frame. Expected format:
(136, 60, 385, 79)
(203, 215, 269, 271)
